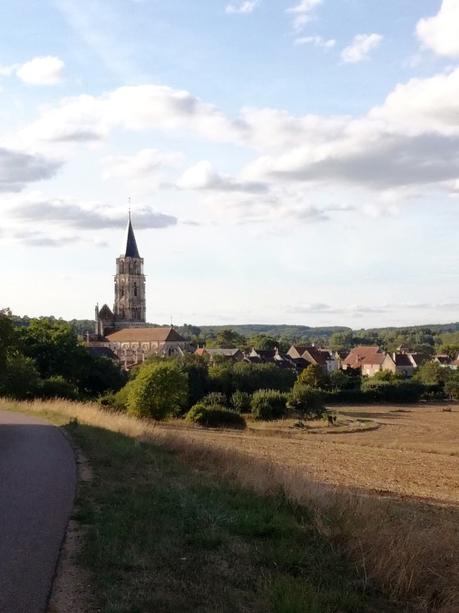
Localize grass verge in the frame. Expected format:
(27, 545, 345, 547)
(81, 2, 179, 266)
(2, 399, 458, 612)
(70, 423, 388, 612)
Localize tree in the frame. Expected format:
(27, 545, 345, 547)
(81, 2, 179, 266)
(0, 313, 16, 378)
(248, 334, 277, 351)
(287, 385, 326, 421)
(251, 390, 287, 421)
(444, 372, 459, 400)
(3, 354, 41, 399)
(297, 364, 327, 389)
(179, 354, 209, 408)
(329, 369, 360, 391)
(414, 362, 447, 386)
(127, 361, 188, 419)
(213, 329, 245, 349)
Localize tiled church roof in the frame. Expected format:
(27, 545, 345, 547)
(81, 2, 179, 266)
(106, 327, 185, 343)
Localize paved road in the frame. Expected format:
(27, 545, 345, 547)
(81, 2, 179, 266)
(0, 410, 76, 613)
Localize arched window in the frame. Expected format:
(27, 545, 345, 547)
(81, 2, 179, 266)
(134, 282, 138, 297)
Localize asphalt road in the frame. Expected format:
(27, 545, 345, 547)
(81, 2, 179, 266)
(0, 410, 76, 613)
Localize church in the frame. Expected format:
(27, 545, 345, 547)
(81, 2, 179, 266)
(91, 214, 188, 368)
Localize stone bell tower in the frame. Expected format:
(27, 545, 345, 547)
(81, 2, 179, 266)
(113, 213, 146, 326)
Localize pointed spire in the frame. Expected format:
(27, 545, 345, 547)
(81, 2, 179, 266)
(124, 212, 140, 258)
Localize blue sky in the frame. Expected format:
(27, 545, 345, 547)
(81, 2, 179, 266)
(1, 0, 459, 327)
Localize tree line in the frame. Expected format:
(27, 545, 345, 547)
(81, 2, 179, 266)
(0, 312, 125, 400)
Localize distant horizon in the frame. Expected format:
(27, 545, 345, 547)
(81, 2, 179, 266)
(7, 309, 459, 333)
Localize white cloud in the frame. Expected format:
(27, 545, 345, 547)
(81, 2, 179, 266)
(225, 1, 259, 14)
(24, 85, 242, 144)
(177, 161, 267, 193)
(341, 33, 383, 63)
(0, 147, 61, 192)
(243, 67, 459, 194)
(7, 196, 177, 230)
(102, 149, 183, 183)
(16, 56, 65, 85)
(287, 0, 322, 32)
(295, 35, 335, 49)
(417, 0, 459, 58)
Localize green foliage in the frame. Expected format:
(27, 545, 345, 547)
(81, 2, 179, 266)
(3, 354, 41, 399)
(210, 328, 246, 349)
(231, 390, 252, 413)
(297, 364, 327, 389)
(16, 318, 125, 398)
(248, 334, 278, 351)
(99, 381, 133, 412)
(201, 392, 228, 407)
(40, 376, 79, 400)
(444, 372, 459, 400)
(186, 404, 246, 429)
(287, 385, 326, 420)
(251, 389, 287, 421)
(127, 361, 188, 419)
(414, 362, 448, 386)
(329, 368, 361, 391)
(361, 379, 424, 403)
(179, 354, 209, 408)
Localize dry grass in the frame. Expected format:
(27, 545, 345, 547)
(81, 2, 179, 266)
(3, 398, 459, 612)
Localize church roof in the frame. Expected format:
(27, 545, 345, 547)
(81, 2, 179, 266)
(124, 215, 140, 258)
(99, 304, 114, 320)
(106, 327, 185, 343)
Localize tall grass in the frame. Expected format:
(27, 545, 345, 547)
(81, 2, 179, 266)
(3, 398, 458, 612)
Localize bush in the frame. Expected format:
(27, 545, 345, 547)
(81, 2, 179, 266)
(40, 376, 78, 400)
(251, 389, 287, 421)
(231, 390, 252, 413)
(361, 379, 424, 403)
(201, 392, 228, 407)
(297, 364, 328, 389)
(287, 385, 326, 420)
(208, 361, 296, 396)
(186, 403, 246, 429)
(127, 361, 188, 420)
(2, 354, 41, 399)
(180, 355, 209, 407)
(98, 382, 133, 412)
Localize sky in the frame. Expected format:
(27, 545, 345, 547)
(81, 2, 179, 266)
(1, 0, 459, 328)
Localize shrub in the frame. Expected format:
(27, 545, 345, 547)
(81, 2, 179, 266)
(186, 403, 246, 429)
(2, 354, 41, 400)
(231, 390, 252, 413)
(287, 385, 326, 420)
(297, 364, 328, 389)
(180, 355, 209, 407)
(98, 382, 132, 412)
(361, 380, 424, 403)
(127, 361, 188, 420)
(40, 376, 78, 400)
(251, 389, 287, 421)
(201, 392, 228, 407)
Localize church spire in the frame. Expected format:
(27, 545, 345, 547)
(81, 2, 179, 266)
(124, 212, 140, 258)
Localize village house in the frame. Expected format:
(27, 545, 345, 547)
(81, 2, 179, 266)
(342, 346, 386, 377)
(194, 347, 244, 362)
(245, 347, 290, 367)
(381, 352, 416, 377)
(287, 345, 340, 373)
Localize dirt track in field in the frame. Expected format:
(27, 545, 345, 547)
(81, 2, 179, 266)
(161, 405, 459, 505)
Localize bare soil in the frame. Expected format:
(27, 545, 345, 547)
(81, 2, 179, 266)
(159, 404, 459, 505)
